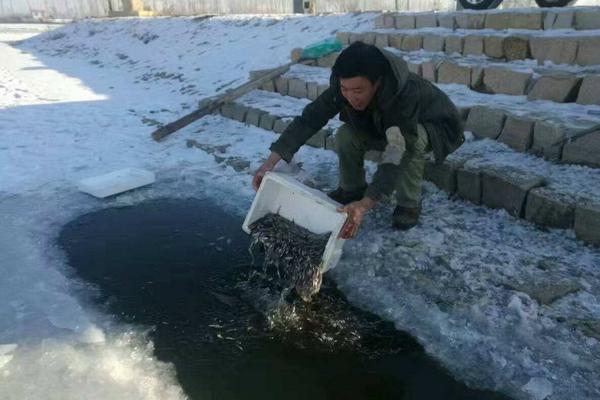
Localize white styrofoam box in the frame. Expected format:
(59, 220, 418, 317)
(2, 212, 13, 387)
(242, 171, 348, 273)
(77, 168, 155, 198)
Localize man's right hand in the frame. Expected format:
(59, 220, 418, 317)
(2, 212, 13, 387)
(252, 151, 282, 191)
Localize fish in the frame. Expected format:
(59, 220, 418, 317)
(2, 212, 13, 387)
(248, 213, 330, 302)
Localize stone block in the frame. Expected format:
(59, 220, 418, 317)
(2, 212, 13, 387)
(395, 14, 416, 30)
(457, 167, 482, 205)
(510, 12, 543, 30)
(465, 106, 506, 139)
(485, 13, 511, 30)
(424, 159, 462, 194)
(349, 32, 363, 44)
(531, 121, 566, 161)
(423, 34, 445, 52)
(463, 35, 484, 56)
(525, 187, 575, 229)
(245, 107, 263, 127)
(555, 12, 575, 29)
(421, 61, 438, 82)
(374, 14, 387, 29)
(576, 37, 600, 66)
(577, 75, 600, 106)
(416, 13, 438, 29)
(336, 31, 351, 45)
(287, 78, 308, 99)
(482, 66, 531, 95)
(484, 36, 505, 59)
(383, 14, 396, 28)
(498, 115, 534, 152)
(575, 9, 600, 30)
(562, 129, 600, 168)
(261, 80, 275, 92)
(575, 202, 600, 246)
(546, 11, 574, 30)
(481, 167, 545, 218)
(273, 118, 291, 134)
(543, 11, 556, 30)
(457, 106, 470, 122)
(307, 82, 319, 101)
(406, 61, 422, 76)
(306, 129, 327, 148)
(471, 66, 484, 90)
(437, 62, 471, 86)
(220, 103, 236, 119)
(374, 33, 389, 49)
(361, 32, 376, 45)
(274, 76, 289, 96)
(401, 35, 423, 52)
(317, 84, 329, 97)
(437, 13, 455, 29)
(527, 75, 581, 103)
(388, 33, 405, 49)
(259, 113, 277, 131)
(221, 103, 247, 122)
(455, 13, 485, 30)
(445, 36, 463, 55)
(530, 37, 578, 65)
(317, 52, 339, 68)
(503, 36, 530, 61)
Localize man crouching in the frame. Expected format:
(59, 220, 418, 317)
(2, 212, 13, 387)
(252, 41, 464, 239)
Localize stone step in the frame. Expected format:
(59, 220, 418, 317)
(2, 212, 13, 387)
(251, 63, 600, 169)
(374, 7, 600, 32)
(425, 135, 600, 247)
(312, 44, 600, 104)
(215, 89, 600, 247)
(384, 47, 599, 105)
(336, 29, 600, 68)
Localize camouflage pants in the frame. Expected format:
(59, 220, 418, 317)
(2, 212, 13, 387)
(335, 123, 431, 208)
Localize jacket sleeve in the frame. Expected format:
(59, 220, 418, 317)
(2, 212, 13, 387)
(269, 87, 339, 163)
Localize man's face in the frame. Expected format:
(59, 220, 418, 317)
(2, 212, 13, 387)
(340, 76, 380, 111)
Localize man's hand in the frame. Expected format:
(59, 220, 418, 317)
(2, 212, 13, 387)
(252, 164, 271, 191)
(252, 152, 282, 191)
(337, 197, 377, 239)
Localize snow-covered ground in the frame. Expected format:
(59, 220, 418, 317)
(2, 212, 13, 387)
(0, 14, 599, 400)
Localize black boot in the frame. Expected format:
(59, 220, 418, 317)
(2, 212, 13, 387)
(327, 186, 366, 205)
(392, 205, 421, 231)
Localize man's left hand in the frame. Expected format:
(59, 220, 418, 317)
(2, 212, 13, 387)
(337, 197, 377, 239)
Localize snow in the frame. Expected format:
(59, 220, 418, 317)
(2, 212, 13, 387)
(0, 13, 599, 400)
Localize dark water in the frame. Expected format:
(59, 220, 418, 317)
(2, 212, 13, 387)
(58, 198, 511, 400)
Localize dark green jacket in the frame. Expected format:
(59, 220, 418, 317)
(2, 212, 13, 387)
(270, 49, 464, 200)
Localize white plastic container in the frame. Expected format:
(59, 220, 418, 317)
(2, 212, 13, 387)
(242, 172, 348, 273)
(77, 168, 155, 198)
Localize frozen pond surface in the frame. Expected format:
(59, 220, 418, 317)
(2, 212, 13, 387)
(57, 197, 511, 400)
